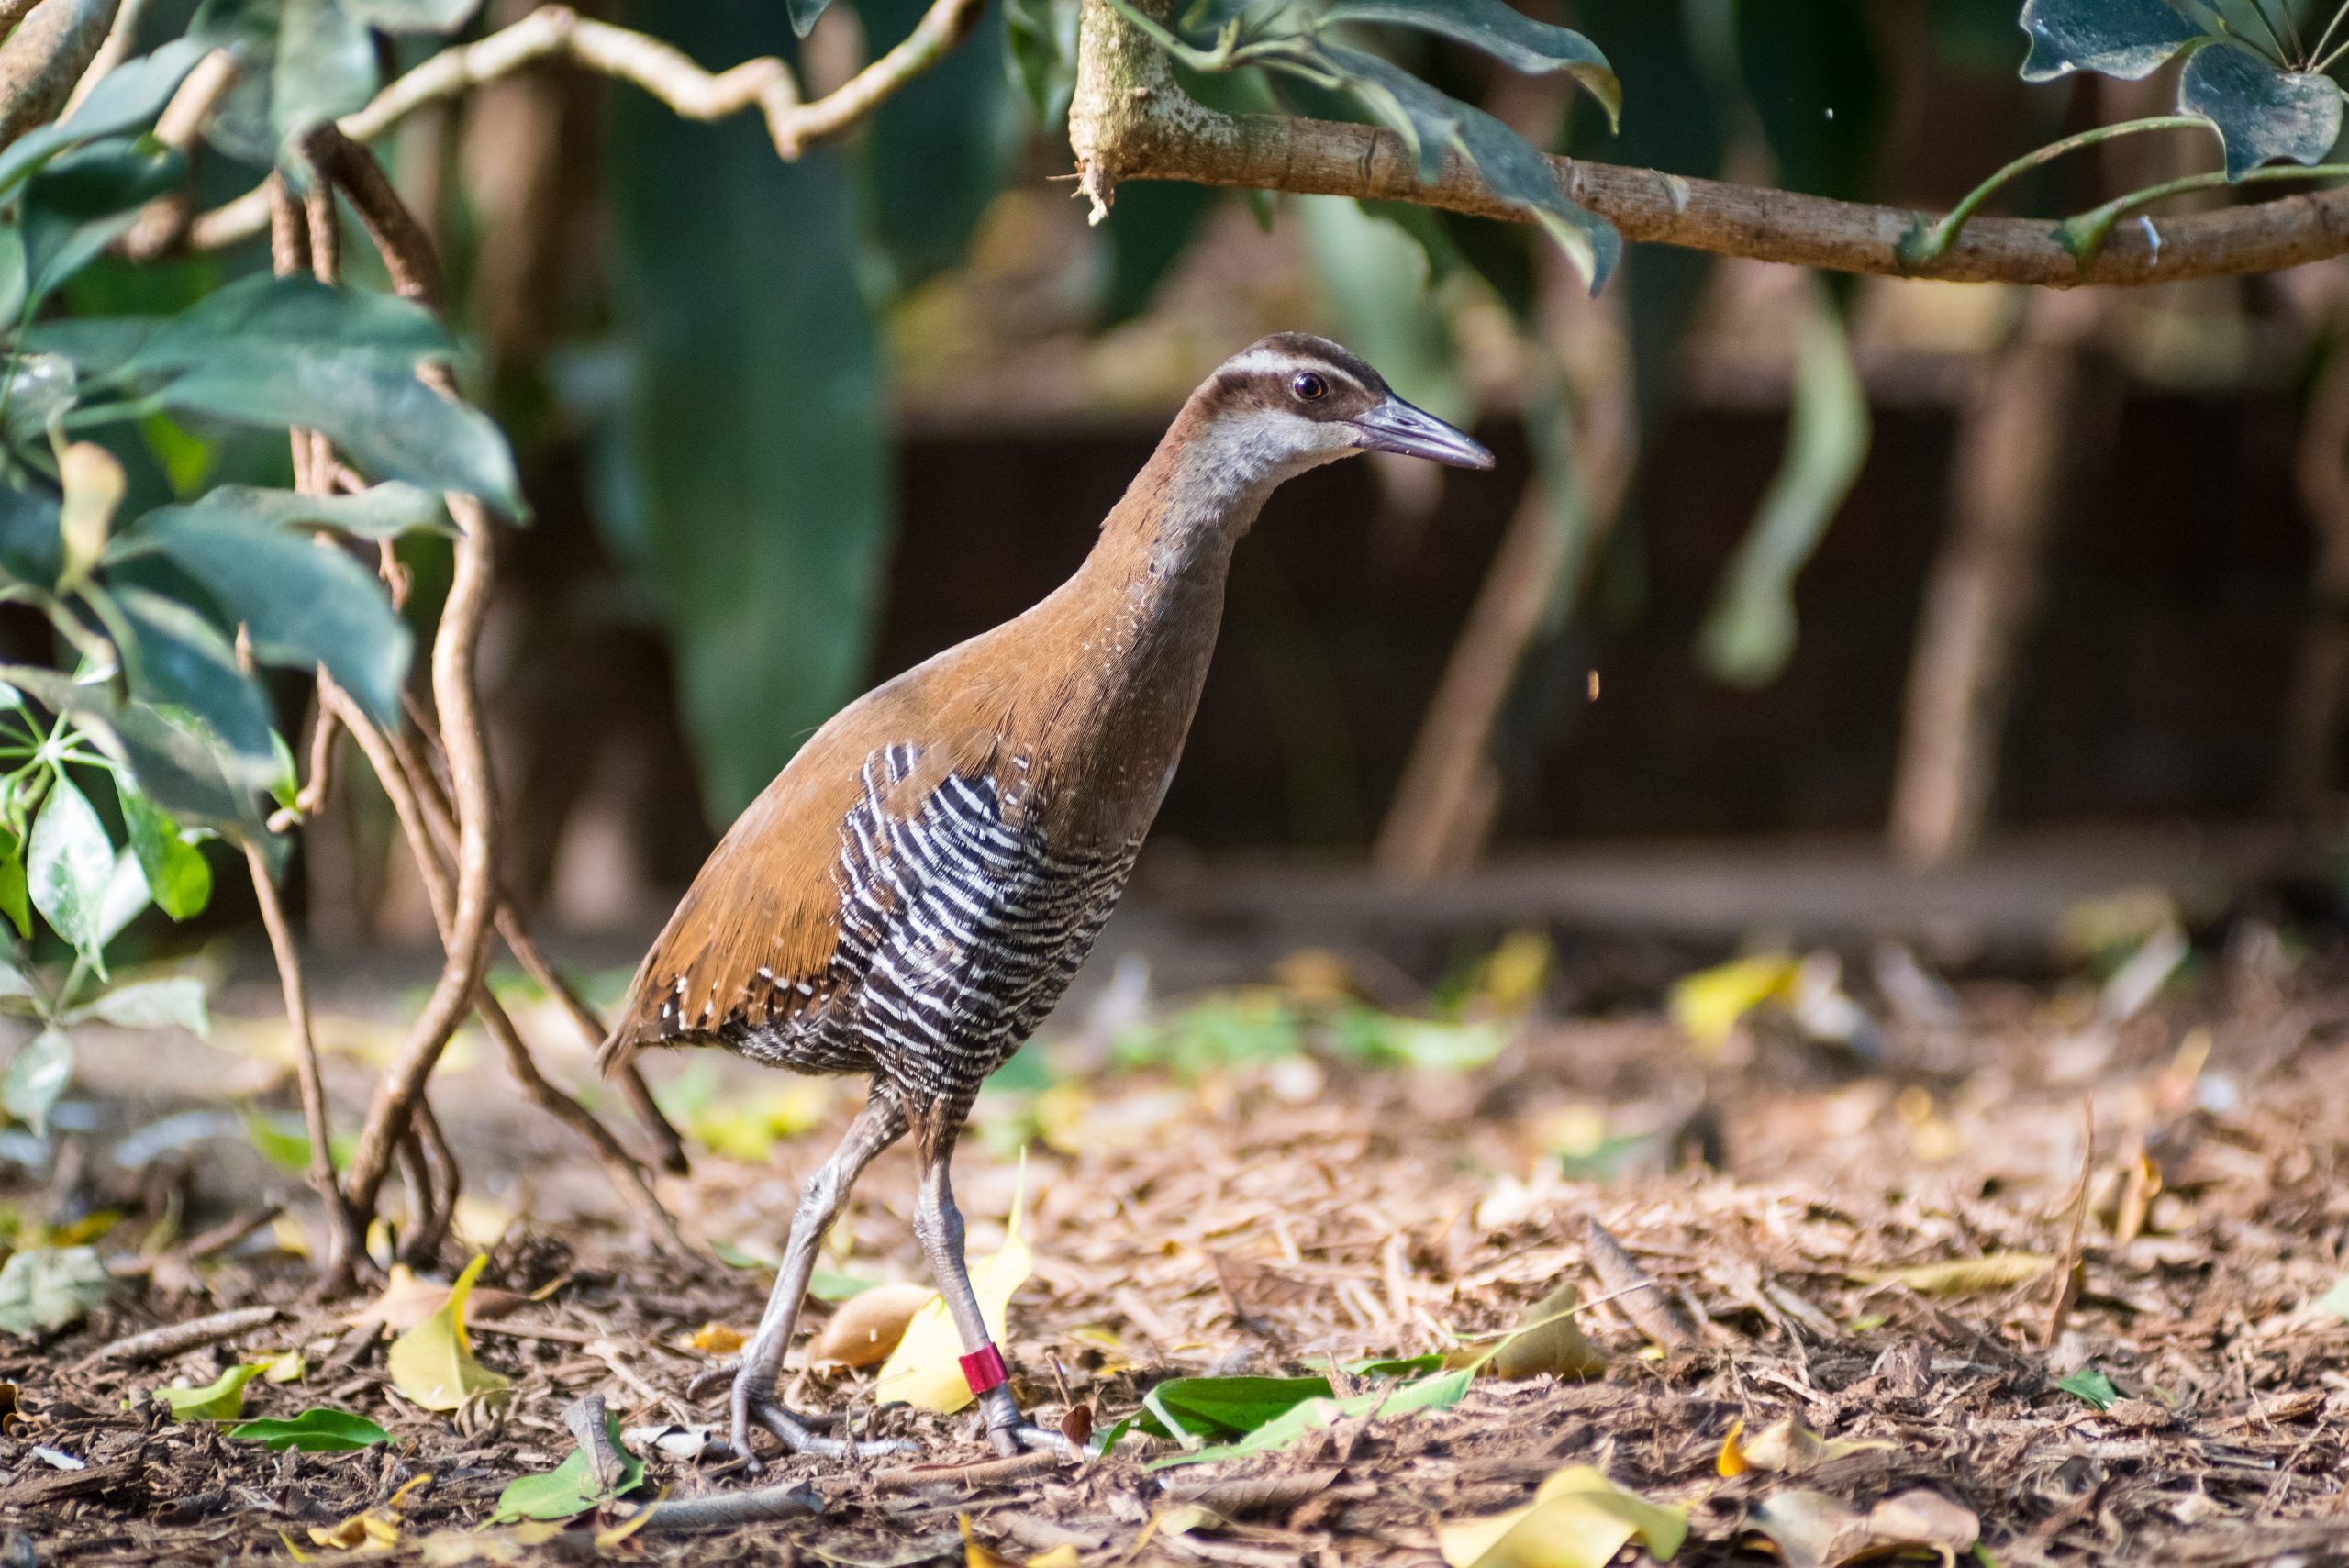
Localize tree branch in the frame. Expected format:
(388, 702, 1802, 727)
(176, 0, 985, 254)
(1070, 0, 2349, 287)
(0, 0, 118, 150)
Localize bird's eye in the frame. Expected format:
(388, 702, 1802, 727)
(1292, 372, 1328, 402)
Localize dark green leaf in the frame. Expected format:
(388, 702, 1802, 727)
(0, 668, 270, 844)
(1734, 0, 1884, 202)
(1322, 0, 1620, 127)
(1, 1029, 72, 1133)
(0, 483, 63, 586)
(155, 350, 522, 517)
(228, 1407, 392, 1451)
(2179, 40, 2343, 178)
(110, 513, 413, 728)
(1320, 46, 1620, 291)
(0, 39, 207, 196)
(1147, 1370, 1473, 1468)
(340, 0, 486, 30)
(18, 139, 187, 309)
(28, 773, 116, 962)
(1099, 180, 1219, 326)
(612, 0, 892, 821)
(18, 316, 167, 373)
(118, 780, 213, 921)
(860, 0, 1018, 293)
(193, 0, 380, 167)
(2056, 1364, 2119, 1409)
(114, 586, 279, 774)
(2019, 0, 2203, 81)
(490, 1409, 644, 1521)
(1003, 0, 1081, 124)
(128, 274, 452, 373)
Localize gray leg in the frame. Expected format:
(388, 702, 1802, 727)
(908, 1106, 1074, 1459)
(723, 1087, 913, 1465)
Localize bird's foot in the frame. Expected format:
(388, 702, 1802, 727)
(976, 1385, 1080, 1461)
(721, 1364, 913, 1471)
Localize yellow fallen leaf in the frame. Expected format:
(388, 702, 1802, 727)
(308, 1512, 400, 1551)
(257, 1351, 307, 1385)
(387, 1255, 512, 1413)
(1471, 929, 1553, 1017)
(1668, 955, 1798, 1051)
(1860, 1253, 2054, 1296)
(687, 1081, 833, 1162)
(1027, 1549, 1083, 1568)
(1448, 1283, 1606, 1383)
(1718, 1416, 1749, 1477)
(1732, 1415, 1895, 1474)
(877, 1158, 1032, 1413)
(960, 1512, 1013, 1568)
(689, 1322, 746, 1355)
(807, 1282, 935, 1369)
(1438, 1466, 1687, 1568)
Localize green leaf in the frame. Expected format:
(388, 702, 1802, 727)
(0, 39, 207, 196)
(0, 668, 271, 845)
(0, 1244, 116, 1334)
(228, 1407, 392, 1451)
(1297, 196, 1469, 430)
(1320, 46, 1620, 293)
(94, 848, 151, 950)
(153, 350, 523, 517)
(194, 0, 381, 167)
(142, 482, 451, 540)
(859, 0, 1018, 294)
(74, 975, 209, 1036)
(114, 587, 279, 776)
(1698, 290, 1868, 686)
(2019, 0, 2203, 82)
(110, 512, 414, 728)
(2056, 1365, 2119, 1410)
(28, 773, 117, 962)
(1146, 1370, 1472, 1469)
(18, 139, 188, 308)
(612, 0, 893, 822)
(0, 484, 63, 586)
(340, 0, 486, 30)
(2179, 41, 2343, 180)
(1322, 0, 1620, 127)
(0, 827, 29, 939)
(158, 1363, 262, 1420)
(2313, 1273, 2349, 1321)
(118, 782, 212, 921)
(489, 1408, 644, 1522)
(125, 274, 452, 374)
(1133, 1374, 1335, 1444)
(1003, 0, 1081, 124)
(810, 1270, 883, 1301)
(2, 1029, 72, 1133)
(245, 1108, 355, 1173)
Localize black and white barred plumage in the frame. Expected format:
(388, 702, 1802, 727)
(701, 743, 1138, 1101)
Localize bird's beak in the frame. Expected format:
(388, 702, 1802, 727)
(1346, 395, 1495, 469)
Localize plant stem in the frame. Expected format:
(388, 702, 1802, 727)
(2312, 0, 2349, 71)
(1899, 116, 2204, 268)
(2061, 161, 2349, 265)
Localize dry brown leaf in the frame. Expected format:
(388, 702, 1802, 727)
(1728, 1415, 1895, 1475)
(1450, 1283, 1607, 1382)
(351, 1264, 534, 1334)
(1859, 1252, 2053, 1296)
(807, 1283, 935, 1369)
(1747, 1486, 1978, 1568)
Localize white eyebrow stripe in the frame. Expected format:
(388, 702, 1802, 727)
(1223, 349, 1367, 392)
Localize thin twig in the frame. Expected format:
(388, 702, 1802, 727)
(2044, 1100, 2095, 1351)
(70, 1304, 284, 1371)
(171, 0, 983, 254)
(623, 1480, 825, 1531)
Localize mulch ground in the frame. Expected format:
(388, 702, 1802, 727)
(6, 926, 2349, 1567)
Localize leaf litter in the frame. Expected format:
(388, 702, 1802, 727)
(5, 928, 2349, 1565)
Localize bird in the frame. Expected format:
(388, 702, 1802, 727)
(601, 334, 1492, 1462)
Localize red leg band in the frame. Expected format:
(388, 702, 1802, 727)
(960, 1343, 1009, 1396)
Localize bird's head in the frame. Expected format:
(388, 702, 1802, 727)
(1186, 333, 1495, 483)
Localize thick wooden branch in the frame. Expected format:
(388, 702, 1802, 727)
(1070, 0, 2349, 287)
(178, 0, 984, 254)
(0, 0, 118, 149)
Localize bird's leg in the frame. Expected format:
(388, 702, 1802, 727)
(724, 1090, 912, 1466)
(909, 1109, 1074, 1459)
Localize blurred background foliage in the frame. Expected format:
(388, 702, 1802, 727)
(13, 0, 2349, 963)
